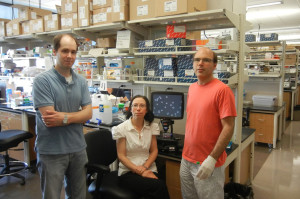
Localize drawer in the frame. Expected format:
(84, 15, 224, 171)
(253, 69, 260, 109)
(250, 112, 274, 144)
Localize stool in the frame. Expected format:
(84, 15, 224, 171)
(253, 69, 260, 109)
(0, 127, 33, 185)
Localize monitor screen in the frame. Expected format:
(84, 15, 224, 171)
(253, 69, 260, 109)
(151, 92, 184, 120)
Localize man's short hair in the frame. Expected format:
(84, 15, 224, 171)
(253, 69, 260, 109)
(53, 34, 79, 51)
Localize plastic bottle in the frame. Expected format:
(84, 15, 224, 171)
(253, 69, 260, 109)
(91, 94, 102, 123)
(91, 62, 99, 79)
(86, 62, 92, 79)
(84, 38, 92, 52)
(123, 65, 132, 80)
(99, 94, 112, 125)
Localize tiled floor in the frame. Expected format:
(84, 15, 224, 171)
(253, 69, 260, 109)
(1, 121, 300, 198)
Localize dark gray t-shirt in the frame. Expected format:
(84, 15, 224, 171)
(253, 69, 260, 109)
(33, 68, 91, 154)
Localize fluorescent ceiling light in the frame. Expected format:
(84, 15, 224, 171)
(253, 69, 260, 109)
(247, 1, 282, 9)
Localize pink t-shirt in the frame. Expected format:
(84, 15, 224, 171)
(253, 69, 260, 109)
(182, 78, 237, 167)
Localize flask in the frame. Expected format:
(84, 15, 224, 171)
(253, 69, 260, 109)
(98, 94, 112, 124)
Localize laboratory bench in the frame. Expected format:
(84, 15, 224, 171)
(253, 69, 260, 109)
(244, 104, 285, 148)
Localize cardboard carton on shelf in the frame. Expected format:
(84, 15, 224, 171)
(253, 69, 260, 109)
(93, 0, 112, 10)
(285, 54, 297, 65)
(61, 13, 78, 29)
(112, 4, 129, 22)
(6, 19, 22, 36)
(96, 37, 116, 48)
(61, 0, 78, 14)
(155, 0, 207, 17)
(13, 5, 52, 22)
(92, 7, 113, 25)
(21, 21, 31, 35)
(0, 18, 10, 37)
(130, 0, 156, 20)
(78, 0, 93, 27)
(44, 14, 61, 32)
(29, 18, 44, 33)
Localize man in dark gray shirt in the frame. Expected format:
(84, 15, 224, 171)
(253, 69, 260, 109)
(33, 34, 92, 199)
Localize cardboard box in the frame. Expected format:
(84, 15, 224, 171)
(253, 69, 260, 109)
(16, 6, 52, 22)
(285, 54, 297, 65)
(178, 55, 193, 69)
(155, 0, 207, 17)
(61, 13, 78, 29)
(177, 69, 197, 83)
(6, 19, 22, 36)
(245, 34, 256, 42)
(61, 0, 78, 14)
(93, 0, 112, 10)
(186, 31, 201, 40)
(93, 7, 113, 25)
(116, 30, 143, 51)
(112, 4, 129, 22)
(166, 25, 186, 38)
(260, 33, 278, 41)
(130, 0, 156, 20)
(0, 19, 10, 37)
(96, 37, 116, 48)
(78, 0, 93, 27)
(21, 21, 31, 35)
(30, 18, 44, 33)
(44, 14, 61, 32)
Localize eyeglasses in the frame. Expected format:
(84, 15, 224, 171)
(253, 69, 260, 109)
(132, 104, 146, 109)
(193, 58, 213, 63)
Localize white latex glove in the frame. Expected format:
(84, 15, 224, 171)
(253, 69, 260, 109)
(196, 155, 217, 180)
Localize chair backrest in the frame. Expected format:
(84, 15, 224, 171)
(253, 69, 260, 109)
(85, 129, 117, 166)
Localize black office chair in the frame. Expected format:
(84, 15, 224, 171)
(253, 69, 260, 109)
(0, 121, 33, 185)
(85, 129, 140, 199)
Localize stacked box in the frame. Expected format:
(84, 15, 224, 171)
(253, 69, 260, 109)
(0, 19, 10, 37)
(93, 0, 112, 9)
(166, 25, 186, 38)
(245, 34, 256, 42)
(78, 0, 93, 27)
(16, 6, 52, 22)
(30, 18, 44, 33)
(155, 0, 207, 17)
(61, 13, 78, 29)
(144, 58, 159, 81)
(178, 55, 193, 69)
(62, 0, 78, 14)
(93, 7, 112, 25)
(21, 21, 31, 34)
(6, 19, 22, 36)
(44, 14, 61, 32)
(112, 0, 129, 22)
(177, 69, 197, 83)
(130, 0, 156, 20)
(157, 57, 177, 82)
(260, 33, 278, 41)
(138, 38, 192, 52)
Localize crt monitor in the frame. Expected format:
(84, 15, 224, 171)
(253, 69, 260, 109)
(151, 92, 184, 120)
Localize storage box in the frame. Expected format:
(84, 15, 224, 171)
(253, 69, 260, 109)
(6, 19, 22, 36)
(21, 21, 31, 34)
(15, 6, 52, 21)
(61, 0, 78, 14)
(96, 37, 116, 48)
(116, 30, 142, 50)
(252, 95, 277, 107)
(30, 18, 44, 33)
(285, 54, 297, 65)
(144, 58, 159, 81)
(112, 4, 129, 22)
(0, 19, 10, 37)
(93, 0, 112, 10)
(158, 69, 176, 82)
(93, 7, 113, 25)
(260, 33, 278, 41)
(61, 13, 78, 29)
(44, 14, 61, 32)
(178, 55, 193, 69)
(130, 0, 156, 20)
(245, 34, 256, 42)
(177, 69, 197, 83)
(155, 0, 207, 17)
(158, 58, 177, 70)
(166, 25, 186, 38)
(78, 0, 93, 27)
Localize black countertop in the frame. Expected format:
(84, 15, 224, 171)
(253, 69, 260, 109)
(243, 104, 283, 112)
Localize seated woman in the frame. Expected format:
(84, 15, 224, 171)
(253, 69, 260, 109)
(112, 95, 170, 199)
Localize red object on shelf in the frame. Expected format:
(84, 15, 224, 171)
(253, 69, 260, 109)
(166, 25, 186, 38)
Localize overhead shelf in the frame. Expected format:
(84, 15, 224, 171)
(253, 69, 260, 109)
(246, 41, 282, 47)
(128, 9, 240, 31)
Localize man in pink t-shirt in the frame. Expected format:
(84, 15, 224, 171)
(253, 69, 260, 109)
(180, 47, 237, 199)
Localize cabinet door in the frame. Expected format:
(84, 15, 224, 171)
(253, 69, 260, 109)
(283, 92, 291, 119)
(249, 112, 274, 144)
(166, 160, 182, 199)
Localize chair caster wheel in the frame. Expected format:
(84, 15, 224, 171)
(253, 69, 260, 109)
(20, 180, 25, 185)
(268, 144, 273, 149)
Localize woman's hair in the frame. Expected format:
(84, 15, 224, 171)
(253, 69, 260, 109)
(53, 34, 79, 51)
(126, 95, 155, 123)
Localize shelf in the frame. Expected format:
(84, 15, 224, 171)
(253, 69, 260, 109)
(248, 74, 281, 78)
(245, 59, 281, 62)
(128, 9, 241, 31)
(246, 41, 282, 47)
